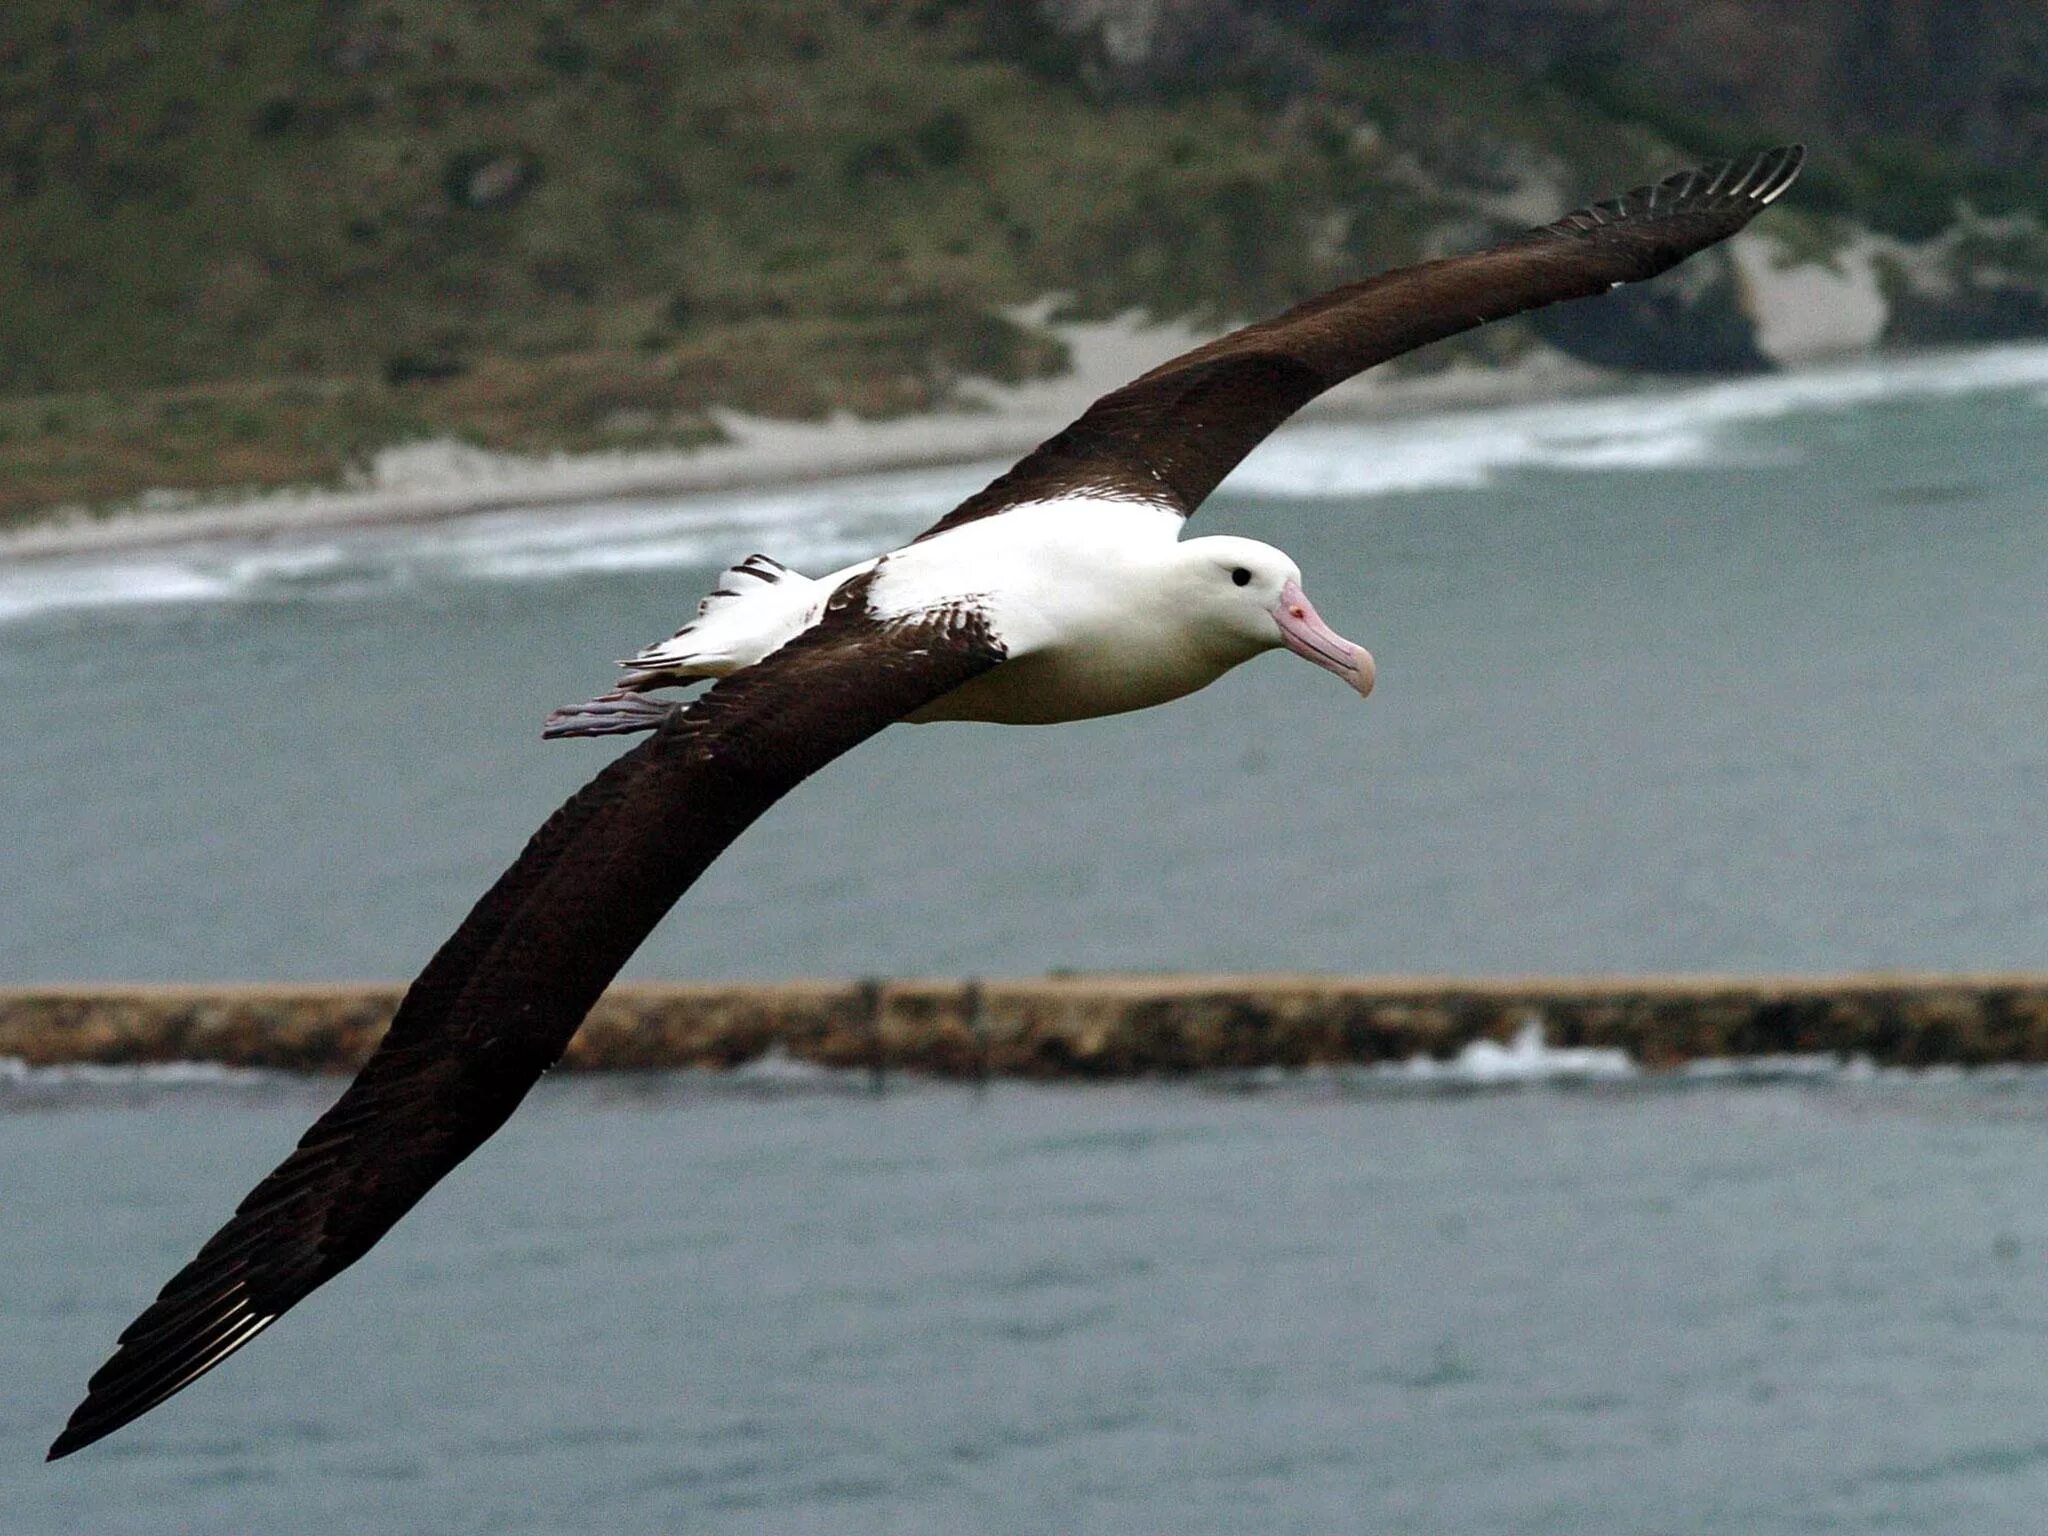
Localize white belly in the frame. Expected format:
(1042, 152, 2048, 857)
(906, 647, 1223, 725)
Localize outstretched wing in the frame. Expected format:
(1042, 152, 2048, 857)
(918, 144, 1803, 539)
(48, 576, 1006, 1460)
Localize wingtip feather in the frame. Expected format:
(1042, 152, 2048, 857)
(1557, 143, 1805, 240)
(1753, 143, 1806, 204)
(48, 1294, 280, 1461)
(1519, 143, 1804, 290)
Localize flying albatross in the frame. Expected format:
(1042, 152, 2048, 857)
(51, 144, 1801, 1458)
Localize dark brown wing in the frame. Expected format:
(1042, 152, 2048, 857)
(48, 576, 1005, 1460)
(918, 144, 1802, 540)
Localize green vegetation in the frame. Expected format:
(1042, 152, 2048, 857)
(0, 1, 2023, 524)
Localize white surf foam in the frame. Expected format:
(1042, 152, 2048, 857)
(725, 1040, 875, 1090)
(0, 475, 958, 630)
(0, 560, 240, 625)
(0, 1056, 278, 1089)
(0, 462, 995, 629)
(1375, 1018, 1638, 1087)
(431, 490, 960, 582)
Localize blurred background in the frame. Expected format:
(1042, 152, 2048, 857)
(8, 6, 2048, 1534)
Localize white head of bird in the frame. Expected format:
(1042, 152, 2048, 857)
(1168, 535, 1376, 698)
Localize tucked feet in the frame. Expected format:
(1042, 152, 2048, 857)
(541, 691, 682, 740)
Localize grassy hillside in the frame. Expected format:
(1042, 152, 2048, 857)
(0, 0, 1902, 522)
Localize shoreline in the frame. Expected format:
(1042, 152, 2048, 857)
(0, 224, 1930, 566)
(0, 315, 1607, 564)
(6, 973, 2045, 1077)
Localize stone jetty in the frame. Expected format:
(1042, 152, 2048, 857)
(4, 974, 2048, 1077)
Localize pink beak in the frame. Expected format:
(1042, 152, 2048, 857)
(1274, 579, 1375, 697)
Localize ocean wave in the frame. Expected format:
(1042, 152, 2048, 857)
(9, 343, 2048, 628)
(0, 560, 241, 625)
(0, 1056, 281, 1093)
(0, 461, 1001, 628)
(1373, 1019, 1639, 1087)
(1225, 342, 2048, 501)
(1201, 1020, 1638, 1093)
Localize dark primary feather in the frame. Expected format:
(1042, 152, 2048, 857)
(48, 576, 1006, 1460)
(918, 144, 1803, 540)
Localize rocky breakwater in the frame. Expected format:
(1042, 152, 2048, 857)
(5, 975, 2048, 1077)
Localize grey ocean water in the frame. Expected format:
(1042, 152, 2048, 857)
(13, 1071, 2048, 1534)
(7, 349, 2048, 1528)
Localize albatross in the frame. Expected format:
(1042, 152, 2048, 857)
(51, 144, 1801, 1459)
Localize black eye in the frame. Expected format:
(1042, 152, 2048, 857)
(1230, 567, 1252, 587)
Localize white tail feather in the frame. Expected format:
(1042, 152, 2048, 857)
(614, 554, 825, 683)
